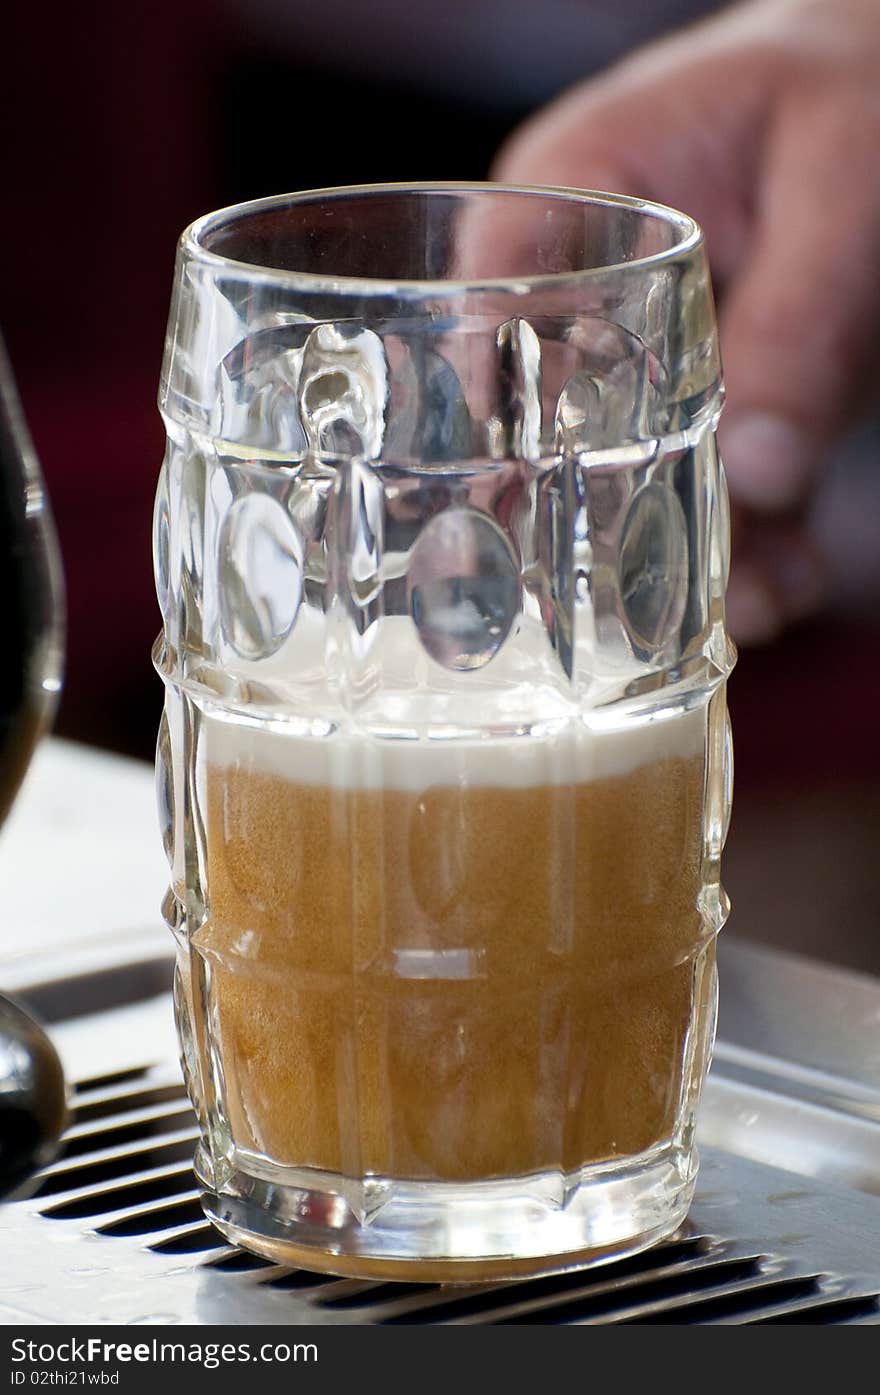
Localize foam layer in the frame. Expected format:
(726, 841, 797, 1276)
(203, 703, 704, 791)
(203, 612, 706, 789)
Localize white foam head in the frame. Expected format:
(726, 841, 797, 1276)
(203, 613, 706, 788)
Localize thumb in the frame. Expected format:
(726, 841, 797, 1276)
(718, 89, 880, 513)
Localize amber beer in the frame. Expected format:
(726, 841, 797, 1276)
(198, 704, 714, 1186)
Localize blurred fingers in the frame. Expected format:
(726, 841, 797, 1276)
(718, 88, 880, 515)
(726, 507, 827, 644)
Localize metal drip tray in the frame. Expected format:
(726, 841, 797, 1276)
(2, 936, 879, 1326)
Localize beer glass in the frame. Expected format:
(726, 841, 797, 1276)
(154, 184, 734, 1280)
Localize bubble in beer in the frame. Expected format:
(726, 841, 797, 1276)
(407, 507, 521, 670)
(218, 494, 304, 660)
(617, 482, 688, 655)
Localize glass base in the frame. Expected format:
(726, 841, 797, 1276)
(195, 1141, 697, 1283)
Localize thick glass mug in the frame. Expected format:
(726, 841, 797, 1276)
(153, 184, 734, 1280)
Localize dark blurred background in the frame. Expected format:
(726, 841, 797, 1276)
(1, 0, 878, 973)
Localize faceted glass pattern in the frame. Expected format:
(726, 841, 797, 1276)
(153, 185, 734, 1281)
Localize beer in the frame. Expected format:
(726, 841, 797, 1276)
(198, 705, 712, 1183)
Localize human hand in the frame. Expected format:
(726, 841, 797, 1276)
(493, 0, 880, 642)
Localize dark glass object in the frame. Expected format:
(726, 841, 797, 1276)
(0, 336, 64, 822)
(0, 334, 66, 1192)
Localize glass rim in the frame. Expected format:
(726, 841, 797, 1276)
(183, 181, 703, 297)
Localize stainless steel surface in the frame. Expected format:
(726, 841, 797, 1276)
(1, 939, 878, 1325)
(717, 937, 880, 1093)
